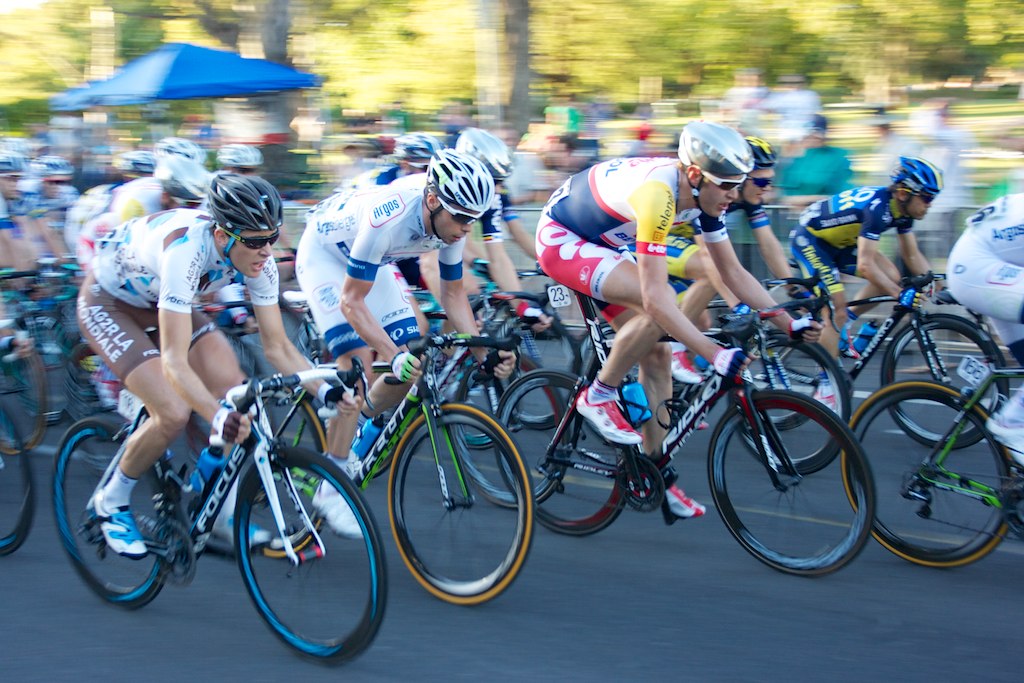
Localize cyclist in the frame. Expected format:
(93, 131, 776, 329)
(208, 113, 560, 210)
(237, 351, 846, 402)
(217, 143, 263, 174)
(81, 173, 346, 558)
(0, 151, 35, 269)
(24, 155, 79, 225)
(297, 150, 516, 532)
(536, 120, 820, 520)
(789, 156, 942, 410)
(65, 150, 156, 253)
(663, 136, 792, 383)
(78, 154, 209, 273)
(155, 136, 208, 167)
(947, 193, 1024, 460)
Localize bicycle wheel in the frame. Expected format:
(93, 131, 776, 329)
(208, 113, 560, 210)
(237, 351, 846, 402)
(235, 446, 387, 663)
(52, 416, 165, 607)
(0, 348, 47, 451)
(389, 402, 534, 605)
(754, 334, 852, 423)
(882, 314, 1008, 444)
(0, 399, 32, 556)
(850, 381, 1010, 567)
(495, 369, 625, 536)
(708, 389, 875, 576)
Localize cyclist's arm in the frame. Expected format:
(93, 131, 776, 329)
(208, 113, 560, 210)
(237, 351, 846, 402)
(702, 237, 804, 335)
(482, 241, 522, 292)
(503, 216, 537, 259)
(636, 251, 724, 360)
(753, 227, 794, 280)
(855, 236, 901, 298)
(29, 215, 68, 259)
(159, 308, 224, 424)
(341, 275, 404, 362)
(253, 303, 325, 392)
(896, 231, 935, 286)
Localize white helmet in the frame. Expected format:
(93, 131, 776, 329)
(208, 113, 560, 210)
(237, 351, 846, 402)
(455, 128, 514, 180)
(155, 137, 208, 166)
(677, 121, 753, 177)
(31, 155, 74, 179)
(427, 150, 495, 216)
(114, 150, 156, 176)
(155, 155, 211, 204)
(217, 144, 264, 169)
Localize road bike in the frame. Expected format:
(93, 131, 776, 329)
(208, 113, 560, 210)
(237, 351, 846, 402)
(0, 393, 32, 556)
(495, 291, 875, 576)
(850, 362, 1024, 568)
(52, 366, 388, 663)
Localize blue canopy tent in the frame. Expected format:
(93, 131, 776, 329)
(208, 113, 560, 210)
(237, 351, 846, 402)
(51, 42, 321, 110)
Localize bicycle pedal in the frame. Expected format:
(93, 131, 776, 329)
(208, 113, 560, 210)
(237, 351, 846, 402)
(660, 500, 677, 526)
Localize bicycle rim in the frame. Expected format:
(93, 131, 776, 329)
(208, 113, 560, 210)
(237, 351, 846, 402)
(52, 417, 164, 607)
(389, 403, 533, 604)
(0, 350, 48, 451)
(850, 382, 1009, 567)
(0, 402, 32, 556)
(708, 390, 875, 576)
(496, 369, 625, 535)
(236, 446, 386, 663)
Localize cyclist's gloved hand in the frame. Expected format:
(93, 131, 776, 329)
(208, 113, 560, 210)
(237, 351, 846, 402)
(786, 285, 812, 300)
(475, 349, 517, 380)
(788, 315, 818, 342)
(712, 347, 748, 383)
(731, 302, 752, 316)
(390, 351, 421, 383)
(515, 300, 545, 326)
(898, 287, 923, 310)
(212, 404, 249, 443)
(317, 383, 351, 406)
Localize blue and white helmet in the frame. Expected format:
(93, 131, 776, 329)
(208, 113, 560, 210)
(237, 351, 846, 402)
(0, 151, 27, 175)
(393, 133, 443, 169)
(217, 143, 263, 169)
(427, 150, 495, 215)
(31, 155, 74, 179)
(114, 150, 156, 176)
(891, 156, 943, 196)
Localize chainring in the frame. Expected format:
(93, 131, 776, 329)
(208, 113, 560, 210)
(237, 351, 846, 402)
(1000, 477, 1024, 539)
(155, 517, 197, 586)
(616, 455, 665, 512)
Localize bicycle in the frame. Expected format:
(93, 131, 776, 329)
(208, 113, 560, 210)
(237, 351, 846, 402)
(496, 291, 876, 576)
(849, 364, 1024, 568)
(52, 365, 388, 663)
(276, 332, 535, 605)
(0, 393, 32, 556)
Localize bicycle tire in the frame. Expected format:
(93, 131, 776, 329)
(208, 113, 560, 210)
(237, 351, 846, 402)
(757, 334, 852, 423)
(495, 369, 625, 536)
(708, 389, 875, 576)
(0, 348, 48, 452)
(0, 400, 32, 556)
(235, 445, 387, 663)
(850, 381, 1010, 567)
(388, 402, 534, 605)
(52, 416, 165, 608)
(881, 313, 1008, 445)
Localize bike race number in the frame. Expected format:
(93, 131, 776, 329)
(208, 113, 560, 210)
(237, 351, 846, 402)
(956, 355, 991, 388)
(547, 284, 573, 309)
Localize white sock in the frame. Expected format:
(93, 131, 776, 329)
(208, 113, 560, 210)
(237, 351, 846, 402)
(101, 466, 137, 510)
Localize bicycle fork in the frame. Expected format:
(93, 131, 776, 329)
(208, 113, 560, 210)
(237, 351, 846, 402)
(422, 402, 473, 510)
(733, 386, 800, 490)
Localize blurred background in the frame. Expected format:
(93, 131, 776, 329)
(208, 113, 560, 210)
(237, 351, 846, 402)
(2, 0, 1024, 241)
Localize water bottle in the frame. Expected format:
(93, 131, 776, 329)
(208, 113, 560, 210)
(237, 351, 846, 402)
(621, 381, 652, 425)
(190, 445, 226, 494)
(852, 321, 879, 354)
(350, 415, 384, 460)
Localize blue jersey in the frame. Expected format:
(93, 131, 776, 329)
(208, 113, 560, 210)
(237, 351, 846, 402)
(796, 186, 913, 249)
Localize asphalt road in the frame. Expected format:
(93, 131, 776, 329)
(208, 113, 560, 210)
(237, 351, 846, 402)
(5, 397, 1024, 683)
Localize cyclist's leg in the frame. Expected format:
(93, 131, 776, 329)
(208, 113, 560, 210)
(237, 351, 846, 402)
(847, 249, 899, 318)
(791, 229, 847, 358)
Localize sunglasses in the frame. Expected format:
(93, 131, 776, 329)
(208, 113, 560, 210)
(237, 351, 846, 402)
(436, 195, 481, 225)
(223, 228, 280, 250)
(749, 177, 773, 189)
(917, 192, 936, 204)
(701, 170, 747, 191)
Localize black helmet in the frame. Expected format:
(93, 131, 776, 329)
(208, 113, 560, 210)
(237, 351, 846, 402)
(208, 173, 282, 233)
(677, 121, 753, 177)
(745, 136, 777, 169)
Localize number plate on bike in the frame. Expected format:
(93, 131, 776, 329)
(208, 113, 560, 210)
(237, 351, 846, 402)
(546, 284, 573, 309)
(956, 355, 991, 387)
(117, 388, 143, 421)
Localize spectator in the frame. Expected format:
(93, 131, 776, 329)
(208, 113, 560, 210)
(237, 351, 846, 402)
(762, 74, 821, 144)
(776, 114, 853, 210)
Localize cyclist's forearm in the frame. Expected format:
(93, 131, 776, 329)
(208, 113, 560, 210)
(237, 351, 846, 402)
(483, 242, 522, 292)
(505, 218, 537, 259)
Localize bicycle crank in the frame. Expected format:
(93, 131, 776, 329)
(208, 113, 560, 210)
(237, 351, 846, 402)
(616, 455, 665, 512)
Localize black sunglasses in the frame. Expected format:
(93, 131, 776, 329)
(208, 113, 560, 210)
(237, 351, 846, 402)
(750, 177, 773, 189)
(224, 229, 280, 250)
